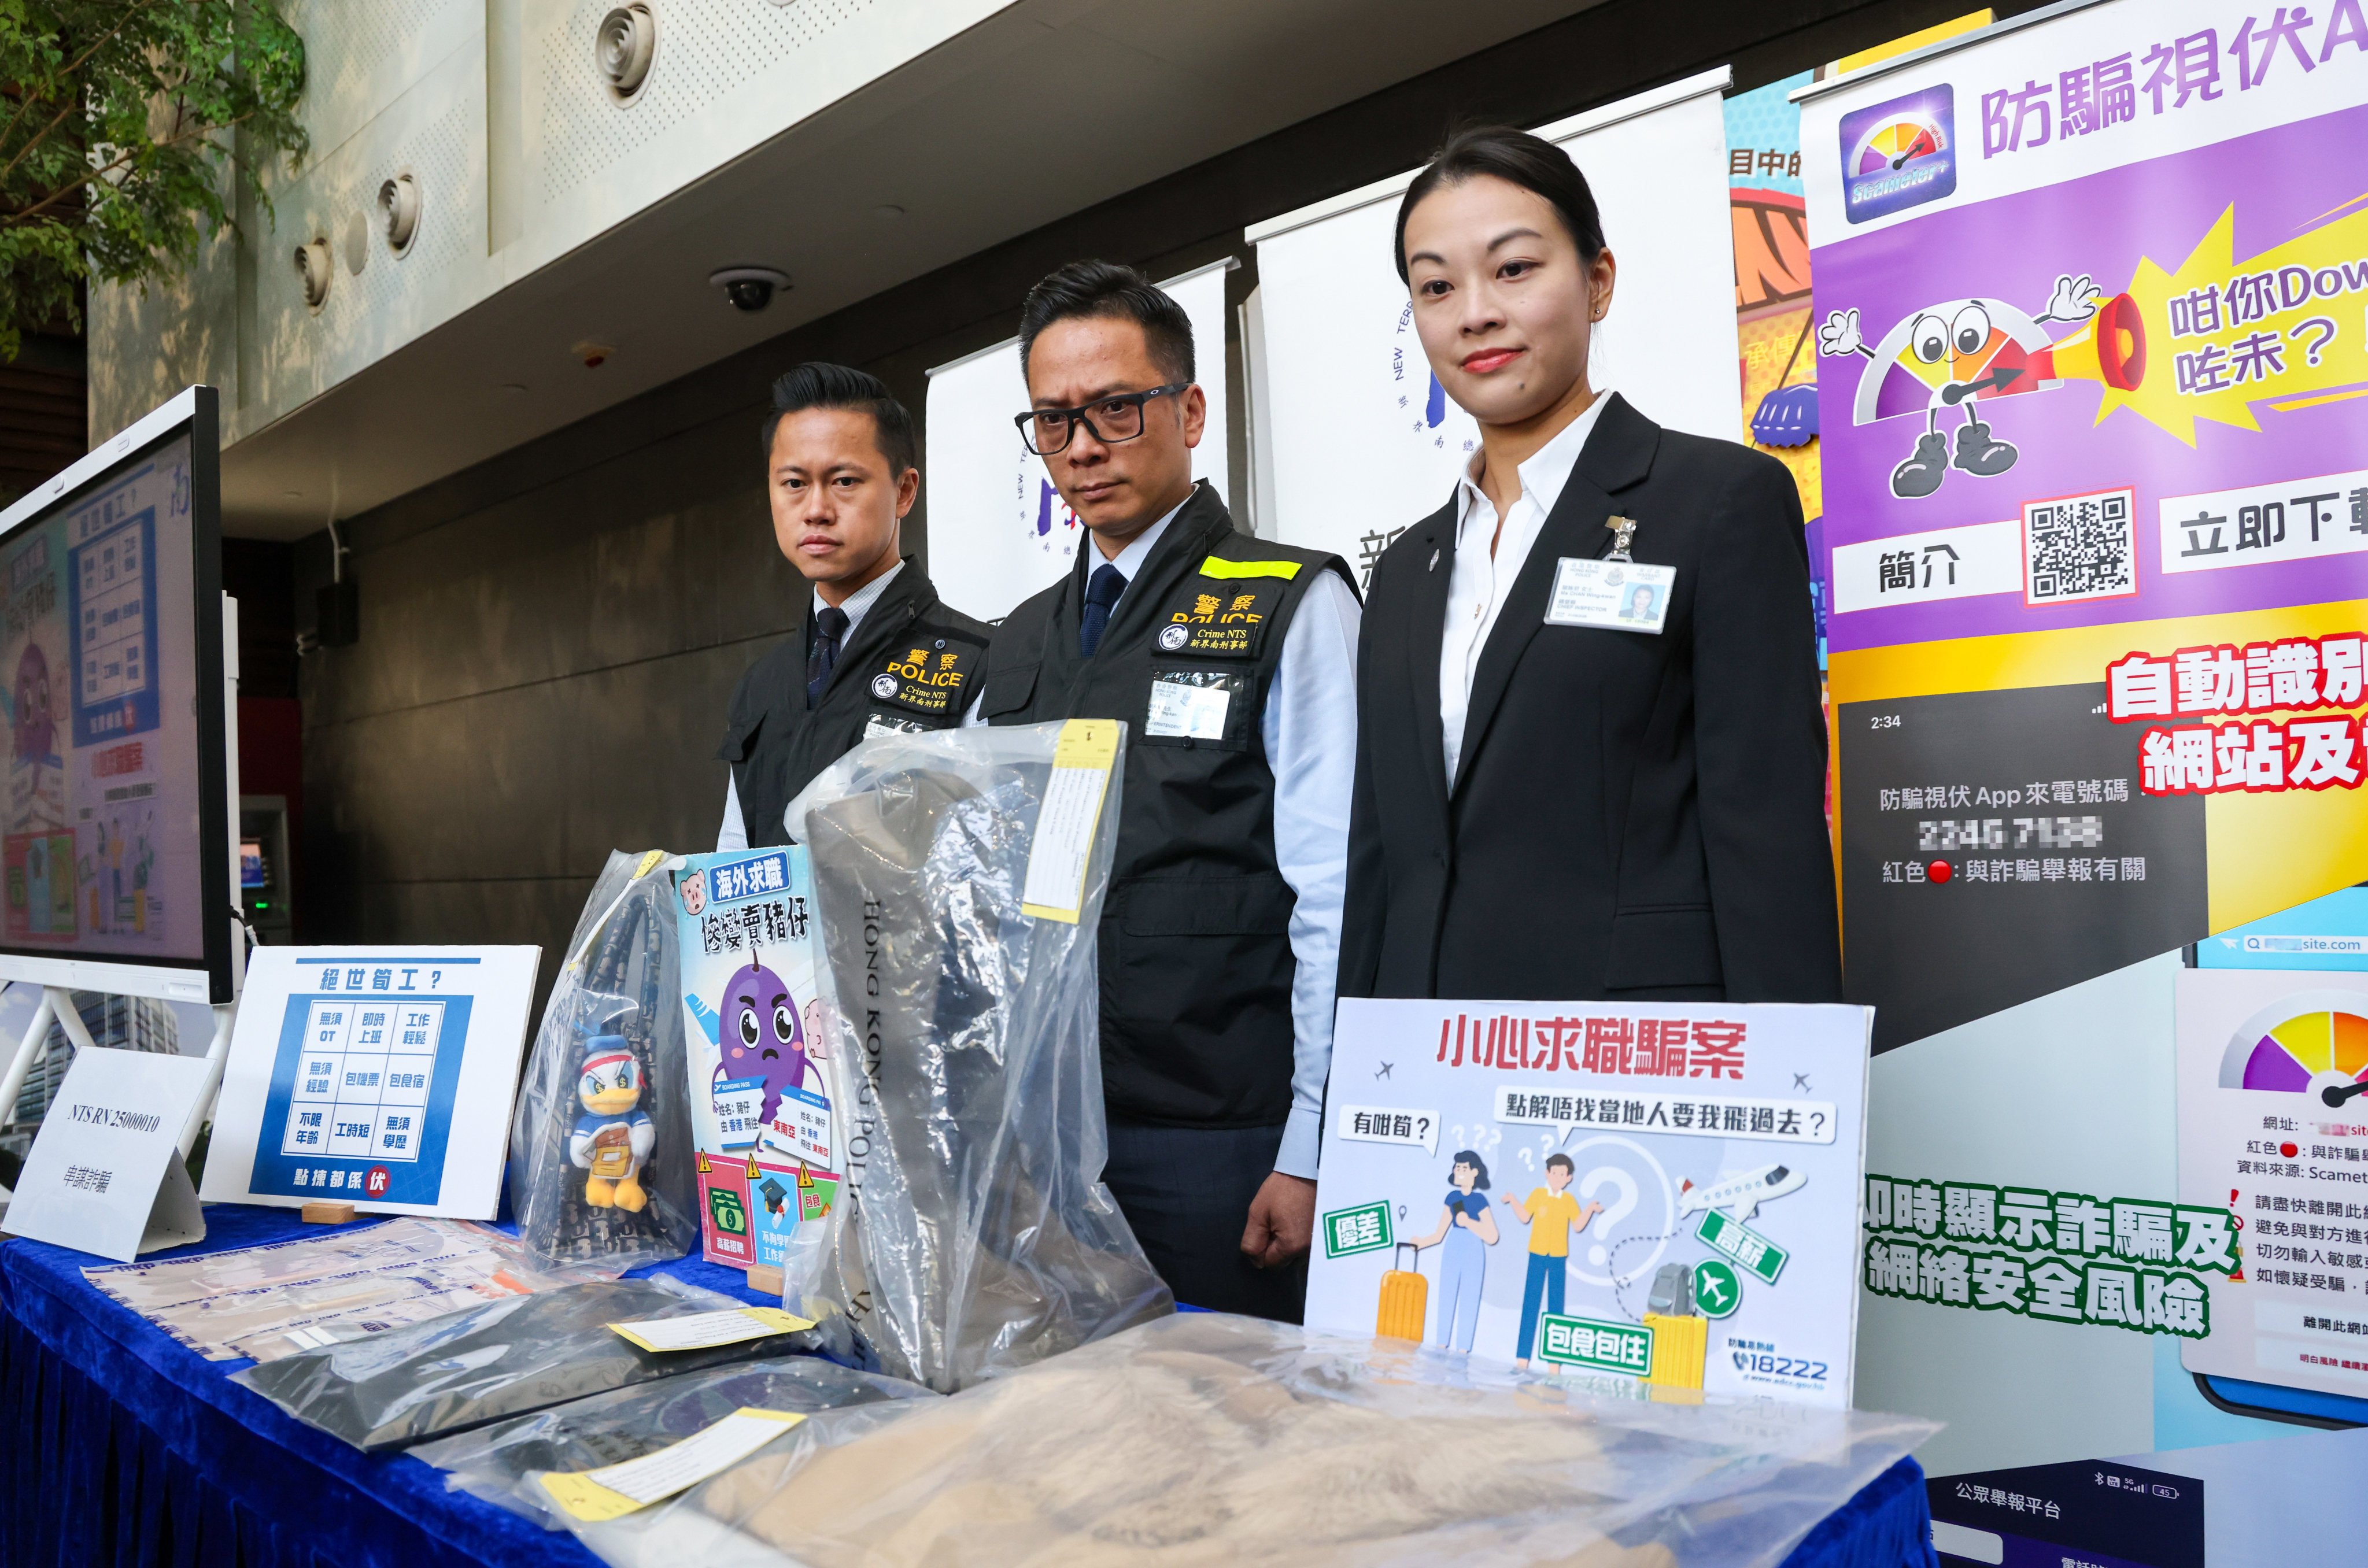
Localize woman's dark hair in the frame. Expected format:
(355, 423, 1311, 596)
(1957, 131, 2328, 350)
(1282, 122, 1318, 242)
(761, 361, 918, 474)
(1450, 1149, 1491, 1191)
(1017, 259, 1195, 385)
(1394, 124, 1608, 282)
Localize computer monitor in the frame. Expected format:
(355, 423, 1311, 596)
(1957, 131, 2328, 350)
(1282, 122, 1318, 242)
(0, 386, 234, 1003)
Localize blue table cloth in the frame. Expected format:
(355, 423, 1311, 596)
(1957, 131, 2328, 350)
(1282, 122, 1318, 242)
(2, 1204, 1932, 1567)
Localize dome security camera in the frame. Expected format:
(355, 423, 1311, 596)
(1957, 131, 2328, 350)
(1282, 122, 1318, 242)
(710, 266, 791, 313)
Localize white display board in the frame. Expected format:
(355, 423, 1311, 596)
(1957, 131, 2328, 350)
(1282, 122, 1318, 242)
(2177, 968, 2368, 1400)
(1307, 996, 1871, 1407)
(200, 946, 539, 1218)
(925, 260, 1232, 623)
(1247, 68, 1736, 588)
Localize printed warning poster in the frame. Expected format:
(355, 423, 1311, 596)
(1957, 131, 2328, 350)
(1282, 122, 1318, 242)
(1306, 999, 1871, 1408)
(1803, 0, 2368, 1049)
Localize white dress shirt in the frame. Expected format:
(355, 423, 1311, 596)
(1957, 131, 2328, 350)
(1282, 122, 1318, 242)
(963, 495, 1361, 1178)
(1440, 390, 1612, 786)
(717, 561, 904, 852)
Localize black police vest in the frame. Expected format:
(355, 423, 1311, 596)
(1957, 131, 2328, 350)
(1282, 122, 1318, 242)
(719, 561, 992, 848)
(973, 483, 1353, 1130)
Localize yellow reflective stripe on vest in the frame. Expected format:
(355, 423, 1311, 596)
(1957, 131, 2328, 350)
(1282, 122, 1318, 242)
(1196, 557, 1303, 581)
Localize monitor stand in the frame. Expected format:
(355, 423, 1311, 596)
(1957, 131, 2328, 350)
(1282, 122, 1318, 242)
(0, 986, 238, 1158)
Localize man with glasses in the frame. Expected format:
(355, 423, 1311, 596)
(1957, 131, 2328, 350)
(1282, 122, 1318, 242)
(966, 260, 1360, 1321)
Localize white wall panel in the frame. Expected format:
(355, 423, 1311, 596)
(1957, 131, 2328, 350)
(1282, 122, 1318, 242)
(280, 0, 481, 159)
(512, 0, 1005, 275)
(247, 40, 497, 429)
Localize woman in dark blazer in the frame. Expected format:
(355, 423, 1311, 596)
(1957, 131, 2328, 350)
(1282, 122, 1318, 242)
(1338, 126, 1841, 1005)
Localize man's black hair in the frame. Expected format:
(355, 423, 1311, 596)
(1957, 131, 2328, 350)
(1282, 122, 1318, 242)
(760, 361, 918, 475)
(1017, 260, 1194, 386)
(1545, 1152, 1574, 1174)
(1395, 124, 1608, 282)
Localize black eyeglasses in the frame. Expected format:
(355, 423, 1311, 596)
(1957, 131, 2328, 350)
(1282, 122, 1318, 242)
(1014, 383, 1189, 456)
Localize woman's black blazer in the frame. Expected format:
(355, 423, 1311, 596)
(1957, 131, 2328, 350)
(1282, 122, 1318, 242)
(1338, 393, 1843, 1004)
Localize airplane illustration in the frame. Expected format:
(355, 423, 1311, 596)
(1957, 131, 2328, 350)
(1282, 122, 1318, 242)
(1676, 1163, 1806, 1223)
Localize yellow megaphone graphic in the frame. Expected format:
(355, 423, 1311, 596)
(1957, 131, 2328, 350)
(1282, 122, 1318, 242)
(2031, 291, 2147, 391)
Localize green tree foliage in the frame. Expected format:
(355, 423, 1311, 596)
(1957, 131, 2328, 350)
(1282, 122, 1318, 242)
(0, 1, 306, 360)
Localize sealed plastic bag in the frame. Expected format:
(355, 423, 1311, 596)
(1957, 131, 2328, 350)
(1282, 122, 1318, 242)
(570, 1312, 1939, 1568)
(781, 722, 1171, 1392)
(233, 1276, 850, 1451)
(512, 851, 701, 1268)
(84, 1216, 623, 1362)
(412, 1355, 935, 1526)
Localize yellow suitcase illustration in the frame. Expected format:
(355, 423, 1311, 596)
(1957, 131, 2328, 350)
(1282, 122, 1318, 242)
(1377, 1242, 1428, 1341)
(1643, 1311, 1708, 1389)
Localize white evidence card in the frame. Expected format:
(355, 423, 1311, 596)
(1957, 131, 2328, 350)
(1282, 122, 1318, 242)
(607, 1305, 814, 1352)
(537, 1408, 806, 1521)
(1019, 719, 1120, 922)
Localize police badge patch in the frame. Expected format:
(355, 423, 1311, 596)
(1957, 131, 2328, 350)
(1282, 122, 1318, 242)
(1155, 578, 1283, 659)
(869, 641, 976, 716)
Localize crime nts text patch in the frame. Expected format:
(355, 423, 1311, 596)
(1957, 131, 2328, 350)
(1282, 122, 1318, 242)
(1154, 557, 1302, 659)
(869, 641, 976, 716)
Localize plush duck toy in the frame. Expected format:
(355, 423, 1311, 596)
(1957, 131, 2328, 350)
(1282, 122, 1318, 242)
(568, 1035, 656, 1211)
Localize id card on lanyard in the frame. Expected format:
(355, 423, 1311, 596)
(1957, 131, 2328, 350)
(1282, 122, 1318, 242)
(1544, 515, 1673, 634)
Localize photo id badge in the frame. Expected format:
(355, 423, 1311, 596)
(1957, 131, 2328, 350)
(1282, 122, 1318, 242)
(1146, 675, 1232, 740)
(1545, 557, 1675, 634)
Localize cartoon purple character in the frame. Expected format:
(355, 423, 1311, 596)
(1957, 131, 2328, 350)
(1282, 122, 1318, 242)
(12, 644, 56, 767)
(719, 955, 807, 1123)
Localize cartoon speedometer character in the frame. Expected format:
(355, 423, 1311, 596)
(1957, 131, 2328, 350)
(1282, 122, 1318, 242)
(1819, 273, 2146, 499)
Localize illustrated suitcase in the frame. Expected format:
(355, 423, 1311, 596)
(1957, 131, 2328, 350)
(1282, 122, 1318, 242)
(1643, 1310, 1708, 1389)
(1376, 1241, 1428, 1341)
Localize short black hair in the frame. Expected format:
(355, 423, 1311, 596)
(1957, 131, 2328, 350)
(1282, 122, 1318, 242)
(1545, 1153, 1574, 1175)
(1451, 1149, 1491, 1191)
(1395, 125, 1608, 282)
(761, 361, 918, 475)
(1017, 260, 1194, 386)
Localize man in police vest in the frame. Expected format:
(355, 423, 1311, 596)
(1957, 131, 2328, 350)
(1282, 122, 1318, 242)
(966, 262, 1360, 1319)
(719, 363, 991, 849)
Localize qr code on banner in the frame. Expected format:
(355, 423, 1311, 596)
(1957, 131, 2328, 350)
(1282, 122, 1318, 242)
(2024, 489, 2137, 605)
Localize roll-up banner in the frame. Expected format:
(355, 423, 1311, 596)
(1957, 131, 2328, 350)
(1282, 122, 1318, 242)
(1801, 0, 2368, 1470)
(1247, 69, 1738, 589)
(1803, 0, 2368, 1054)
(923, 261, 1231, 624)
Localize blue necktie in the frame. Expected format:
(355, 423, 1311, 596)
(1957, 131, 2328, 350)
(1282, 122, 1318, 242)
(807, 605, 849, 707)
(1079, 564, 1126, 657)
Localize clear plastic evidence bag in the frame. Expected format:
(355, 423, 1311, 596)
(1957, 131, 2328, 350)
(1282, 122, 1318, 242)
(780, 722, 1172, 1393)
(563, 1311, 1938, 1568)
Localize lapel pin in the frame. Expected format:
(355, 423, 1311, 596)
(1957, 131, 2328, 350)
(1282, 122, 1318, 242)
(1428, 548, 1442, 572)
